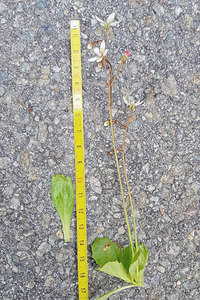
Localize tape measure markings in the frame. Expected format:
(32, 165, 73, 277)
(70, 20, 88, 300)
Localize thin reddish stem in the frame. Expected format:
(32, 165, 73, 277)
(104, 57, 110, 85)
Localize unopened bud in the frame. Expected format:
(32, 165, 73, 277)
(120, 50, 131, 64)
(124, 50, 131, 58)
(104, 120, 110, 127)
(120, 55, 127, 64)
(130, 101, 135, 110)
(98, 62, 103, 68)
(104, 23, 110, 30)
(109, 149, 114, 155)
(87, 43, 94, 49)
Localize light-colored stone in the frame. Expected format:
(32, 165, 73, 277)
(89, 176, 102, 194)
(129, 62, 138, 75)
(0, 157, 10, 169)
(39, 66, 50, 87)
(12, 266, 18, 273)
(96, 226, 105, 234)
(56, 229, 63, 239)
(0, 3, 7, 13)
(42, 214, 51, 229)
(36, 242, 51, 257)
(38, 121, 48, 143)
(161, 74, 178, 96)
(45, 276, 52, 286)
(157, 266, 165, 273)
(118, 226, 126, 235)
(143, 163, 150, 173)
(20, 150, 32, 168)
(11, 195, 20, 210)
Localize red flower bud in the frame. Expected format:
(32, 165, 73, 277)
(120, 50, 131, 64)
(124, 50, 131, 58)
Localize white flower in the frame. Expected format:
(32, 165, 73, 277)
(96, 12, 120, 29)
(88, 40, 108, 62)
(123, 94, 144, 107)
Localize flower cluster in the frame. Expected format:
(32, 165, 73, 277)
(88, 12, 131, 67)
(88, 40, 107, 62)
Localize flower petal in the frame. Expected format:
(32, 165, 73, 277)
(110, 21, 120, 26)
(103, 49, 108, 56)
(95, 16, 105, 25)
(100, 40, 105, 51)
(93, 47, 100, 55)
(123, 95, 134, 106)
(96, 57, 103, 62)
(135, 100, 144, 106)
(88, 57, 98, 62)
(107, 12, 115, 24)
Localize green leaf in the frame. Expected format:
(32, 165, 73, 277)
(98, 261, 132, 283)
(129, 261, 146, 284)
(51, 174, 74, 242)
(129, 243, 148, 284)
(137, 243, 148, 270)
(91, 237, 121, 267)
(122, 245, 134, 273)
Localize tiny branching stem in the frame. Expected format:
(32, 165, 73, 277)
(105, 58, 112, 81)
(111, 62, 122, 86)
(104, 57, 110, 85)
(113, 119, 126, 128)
(122, 109, 138, 251)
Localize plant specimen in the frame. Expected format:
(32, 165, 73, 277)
(88, 13, 148, 299)
(51, 174, 74, 242)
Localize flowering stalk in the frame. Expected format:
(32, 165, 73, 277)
(103, 51, 136, 255)
(121, 108, 138, 252)
(105, 60, 134, 256)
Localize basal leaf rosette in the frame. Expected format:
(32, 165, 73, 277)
(91, 237, 148, 285)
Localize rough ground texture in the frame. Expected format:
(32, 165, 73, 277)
(0, 0, 199, 299)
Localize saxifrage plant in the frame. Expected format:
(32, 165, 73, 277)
(88, 12, 148, 299)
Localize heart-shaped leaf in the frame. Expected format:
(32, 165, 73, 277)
(91, 237, 121, 267)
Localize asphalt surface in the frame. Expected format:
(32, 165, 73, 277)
(0, 1, 199, 299)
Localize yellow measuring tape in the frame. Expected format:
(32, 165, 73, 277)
(70, 20, 88, 299)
